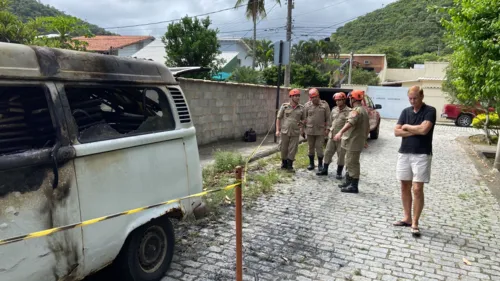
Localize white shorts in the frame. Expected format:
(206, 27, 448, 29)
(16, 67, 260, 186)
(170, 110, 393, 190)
(396, 153, 432, 183)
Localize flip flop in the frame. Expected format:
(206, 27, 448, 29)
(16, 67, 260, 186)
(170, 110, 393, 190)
(393, 220, 411, 227)
(411, 227, 421, 237)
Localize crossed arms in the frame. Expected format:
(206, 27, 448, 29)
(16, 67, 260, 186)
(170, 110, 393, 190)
(394, 121, 433, 137)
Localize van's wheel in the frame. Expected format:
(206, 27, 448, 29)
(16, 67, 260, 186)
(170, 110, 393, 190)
(116, 217, 175, 281)
(370, 123, 380, 139)
(455, 114, 473, 127)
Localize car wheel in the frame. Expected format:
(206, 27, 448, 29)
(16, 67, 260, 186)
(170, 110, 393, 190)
(115, 217, 175, 281)
(456, 114, 473, 127)
(370, 123, 380, 139)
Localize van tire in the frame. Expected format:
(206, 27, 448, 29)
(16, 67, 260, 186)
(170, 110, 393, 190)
(115, 217, 175, 281)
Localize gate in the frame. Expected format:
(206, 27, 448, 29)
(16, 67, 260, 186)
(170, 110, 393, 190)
(367, 86, 409, 119)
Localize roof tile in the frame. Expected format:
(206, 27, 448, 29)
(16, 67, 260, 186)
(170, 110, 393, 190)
(73, 35, 154, 52)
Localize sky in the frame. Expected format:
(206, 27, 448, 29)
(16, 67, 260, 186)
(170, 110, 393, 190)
(40, 0, 398, 42)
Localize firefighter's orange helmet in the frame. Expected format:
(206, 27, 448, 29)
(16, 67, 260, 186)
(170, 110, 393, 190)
(289, 88, 301, 96)
(334, 92, 346, 100)
(308, 88, 319, 98)
(349, 90, 365, 101)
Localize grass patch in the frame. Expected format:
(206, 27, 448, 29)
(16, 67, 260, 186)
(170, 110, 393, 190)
(458, 193, 470, 200)
(213, 150, 244, 172)
(199, 143, 311, 217)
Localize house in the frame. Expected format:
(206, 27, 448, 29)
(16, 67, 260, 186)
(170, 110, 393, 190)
(342, 61, 450, 122)
(337, 53, 387, 73)
(131, 37, 253, 76)
(328, 53, 388, 84)
(72, 35, 155, 57)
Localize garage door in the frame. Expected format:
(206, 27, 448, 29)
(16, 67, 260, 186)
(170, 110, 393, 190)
(367, 86, 410, 119)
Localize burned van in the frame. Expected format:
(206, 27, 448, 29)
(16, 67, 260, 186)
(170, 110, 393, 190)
(0, 42, 204, 281)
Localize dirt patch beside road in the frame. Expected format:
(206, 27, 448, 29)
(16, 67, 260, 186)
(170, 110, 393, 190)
(456, 136, 500, 204)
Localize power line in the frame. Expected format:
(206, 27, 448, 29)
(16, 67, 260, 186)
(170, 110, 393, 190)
(103, 4, 247, 30)
(290, 16, 359, 41)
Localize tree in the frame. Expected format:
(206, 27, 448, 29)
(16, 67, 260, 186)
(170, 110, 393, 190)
(234, 0, 281, 69)
(0, 0, 37, 44)
(0, 0, 92, 50)
(162, 16, 222, 73)
(228, 66, 264, 84)
(34, 16, 93, 50)
(440, 0, 500, 169)
(246, 39, 273, 70)
(347, 67, 380, 86)
(262, 63, 328, 88)
(291, 38, 340, 66)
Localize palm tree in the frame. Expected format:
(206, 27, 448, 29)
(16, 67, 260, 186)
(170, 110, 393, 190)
(235, 0, 280, 69)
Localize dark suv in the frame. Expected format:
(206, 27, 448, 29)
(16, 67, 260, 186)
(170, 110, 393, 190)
(315, 87, 382, 139)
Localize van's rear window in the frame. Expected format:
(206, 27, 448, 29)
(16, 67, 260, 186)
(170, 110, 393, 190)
(64, 86, 175, 143)
(0, 85, 55, 156)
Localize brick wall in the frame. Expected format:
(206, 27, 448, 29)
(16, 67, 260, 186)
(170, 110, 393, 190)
(178, 78, 309, 145)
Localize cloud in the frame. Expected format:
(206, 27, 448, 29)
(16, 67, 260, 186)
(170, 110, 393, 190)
(40, 0, 397, 42)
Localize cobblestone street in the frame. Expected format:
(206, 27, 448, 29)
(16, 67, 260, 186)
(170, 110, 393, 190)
(165, 120, 500, 281)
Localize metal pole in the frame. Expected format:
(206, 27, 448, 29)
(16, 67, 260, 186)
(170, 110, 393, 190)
(495, 138, 500, 171)
(348, 51, 353, 85)
(274, 40, 283, 143)
(283, 0, 293, 87)
(235, 166, 243, 281)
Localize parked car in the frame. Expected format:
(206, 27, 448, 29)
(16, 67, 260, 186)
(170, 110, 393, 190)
(316, 88, 382, 139)
(441, 103, 495, 127)
(0, 42, 204, 281)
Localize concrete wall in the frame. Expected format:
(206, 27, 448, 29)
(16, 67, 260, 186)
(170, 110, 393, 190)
(178, 78, 309, 145)
(401, 80, 451, 122)
(340, 84, 368, 92)
(385, 68, 425, 81)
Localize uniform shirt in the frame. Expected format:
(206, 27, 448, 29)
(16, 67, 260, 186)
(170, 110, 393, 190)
(277, 102, 305, 136)
(341, 105, 370, 151)
(397, 103, 436, 155)
(329, 105, 351, 138)
(304, 100, 331, 135)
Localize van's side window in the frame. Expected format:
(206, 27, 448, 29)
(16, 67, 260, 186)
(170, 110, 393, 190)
(0, 85, 55, 156)
(64, 86, 175, 143)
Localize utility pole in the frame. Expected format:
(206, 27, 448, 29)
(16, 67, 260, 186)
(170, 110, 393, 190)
(283, 0, 293, 87)
(495, 139, 500, 171)
(348, 51, 353, 85)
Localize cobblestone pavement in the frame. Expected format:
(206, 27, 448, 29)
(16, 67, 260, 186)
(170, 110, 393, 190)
(166, 119, 500, 281)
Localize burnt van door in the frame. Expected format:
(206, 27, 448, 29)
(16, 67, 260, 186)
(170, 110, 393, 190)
(0, 82, 83, 281)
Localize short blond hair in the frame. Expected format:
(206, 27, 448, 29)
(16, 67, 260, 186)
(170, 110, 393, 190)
(408, 85, 424, 96)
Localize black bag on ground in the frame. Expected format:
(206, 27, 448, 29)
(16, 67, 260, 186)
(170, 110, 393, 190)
(243, 128, 257, 142)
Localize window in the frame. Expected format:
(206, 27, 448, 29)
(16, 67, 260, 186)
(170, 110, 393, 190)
(65, 86, 175, 143)
(365, 96, 374, 108)
(0, 86, 56, 156)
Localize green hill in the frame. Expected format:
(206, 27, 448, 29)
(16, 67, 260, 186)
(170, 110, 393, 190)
(9, 0, 113, 35)
(332, 0, 454, 66)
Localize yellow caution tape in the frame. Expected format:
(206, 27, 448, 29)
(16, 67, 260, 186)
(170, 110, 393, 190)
(0, 182, 241, 246)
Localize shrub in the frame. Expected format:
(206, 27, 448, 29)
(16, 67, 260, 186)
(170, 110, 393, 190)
(213, 150, 244, 173)
(228, 66, 264, 84)
(472, 113, 499, 144)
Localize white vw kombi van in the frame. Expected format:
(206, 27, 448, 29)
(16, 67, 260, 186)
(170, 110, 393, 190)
(0, 42, 204, 281)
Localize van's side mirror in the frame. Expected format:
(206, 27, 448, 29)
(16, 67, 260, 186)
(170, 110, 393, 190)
(375, 104, 382, 109)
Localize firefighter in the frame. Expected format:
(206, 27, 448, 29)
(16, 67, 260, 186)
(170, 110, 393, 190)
(333, 90, 370, 193)
(276, 88, 306, 172)
(317, 92, 351, 179)
(304, 88, 331, 171)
